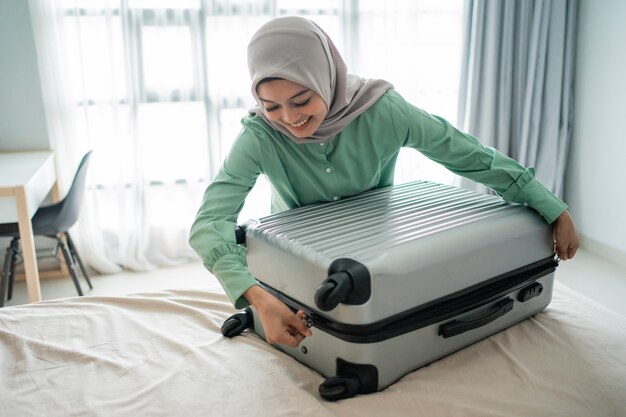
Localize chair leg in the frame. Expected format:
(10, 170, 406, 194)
(7, 238, 18, 300)
(1, 246, 12, 308)
(64, 232, 93, 290)
(58, 237, 83, 296)
(0, 238, 18, 307)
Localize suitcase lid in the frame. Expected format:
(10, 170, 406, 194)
(243, 181, 554, 325)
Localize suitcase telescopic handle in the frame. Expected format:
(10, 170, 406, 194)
(438, 297, 514, 338)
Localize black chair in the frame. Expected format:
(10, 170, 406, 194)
(0, 151, 94, 307)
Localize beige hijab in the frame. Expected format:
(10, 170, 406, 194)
(247, 16, 393, 144)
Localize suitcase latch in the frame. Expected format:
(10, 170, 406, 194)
(517, 282, 544, 302)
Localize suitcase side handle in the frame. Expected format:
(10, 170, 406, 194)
(438, 297, 514, 338)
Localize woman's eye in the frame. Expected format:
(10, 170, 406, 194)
(294, 98, 310, 107)
(265, 105, 279, 112)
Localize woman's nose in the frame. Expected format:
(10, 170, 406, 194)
(281, 107, 300, 124)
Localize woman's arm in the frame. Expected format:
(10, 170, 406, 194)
(387, 91, 580, 259)
(189, 129, 262, 308)
(189, 127, 313, 346)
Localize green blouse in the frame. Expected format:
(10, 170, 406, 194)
(189, 89, 567, 308)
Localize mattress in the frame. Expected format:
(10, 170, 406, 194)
(0, 283, 624, 417)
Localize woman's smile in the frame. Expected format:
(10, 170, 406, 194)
(287, 116, 311, 129)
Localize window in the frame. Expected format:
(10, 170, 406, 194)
(58, 0, 464, 222)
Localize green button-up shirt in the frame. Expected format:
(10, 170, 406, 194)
(189, 90, 567, 308)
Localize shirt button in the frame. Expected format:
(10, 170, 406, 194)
(325, 167, 332, 173)
(333, 196, 339, 201)
(320, 143, 325, 146)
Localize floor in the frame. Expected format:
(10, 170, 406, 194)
(4, 249, 626, 317)
(555, 249, 626, 316)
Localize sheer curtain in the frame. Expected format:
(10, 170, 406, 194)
(28, 0, 465, 274)
(354, 0, 464, 187)
(30, 0, 212, 273)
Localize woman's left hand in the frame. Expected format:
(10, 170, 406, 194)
(553, 210, 580, 261)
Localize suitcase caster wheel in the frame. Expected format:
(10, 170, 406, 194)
(319, 375, 361, 401)
(221, 309, 253, 338)
(315, 272, 352, 311)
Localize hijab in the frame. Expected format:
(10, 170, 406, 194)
(247, 16, 393, 144)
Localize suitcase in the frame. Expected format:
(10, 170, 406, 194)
(222, 180, 557, 401)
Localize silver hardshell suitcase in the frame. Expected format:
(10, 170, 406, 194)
(222, 181, 557, 400)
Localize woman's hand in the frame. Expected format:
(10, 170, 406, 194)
(244, 285, 312, 347)
(553, 210, 580, 261)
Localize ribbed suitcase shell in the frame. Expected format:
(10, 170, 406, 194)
(244, 180, 554, 325)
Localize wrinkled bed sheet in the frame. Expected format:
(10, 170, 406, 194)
(1, 282, 625, 417)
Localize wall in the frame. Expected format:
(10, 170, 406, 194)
(0, 0, 50, 151)
(0, 0, 54, 262)
(566, 0, 626, 264)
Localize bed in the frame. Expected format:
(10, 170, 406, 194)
(1, 282, 625, 417)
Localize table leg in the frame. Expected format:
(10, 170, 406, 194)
(15, 186, 42, 303)
(51, 180, 62, 203)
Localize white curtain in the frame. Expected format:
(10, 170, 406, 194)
(30, 0, 212, 273)
(28, 0, 465, 274)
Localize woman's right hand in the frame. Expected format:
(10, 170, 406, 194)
(244, 285, 312, 347)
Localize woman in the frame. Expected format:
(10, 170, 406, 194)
(189, 16, 580, 348)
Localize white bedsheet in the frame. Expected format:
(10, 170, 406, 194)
(1, 282, 625, 417)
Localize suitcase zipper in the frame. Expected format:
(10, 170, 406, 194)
(262, 256, 558, 344)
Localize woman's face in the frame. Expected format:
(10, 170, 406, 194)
(256, 79, 328, 138)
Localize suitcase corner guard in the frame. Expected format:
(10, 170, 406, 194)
(314, 258, 371, 311)
(234, 219, 260, 245)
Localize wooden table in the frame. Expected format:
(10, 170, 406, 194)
(0, 151, 57, 303)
